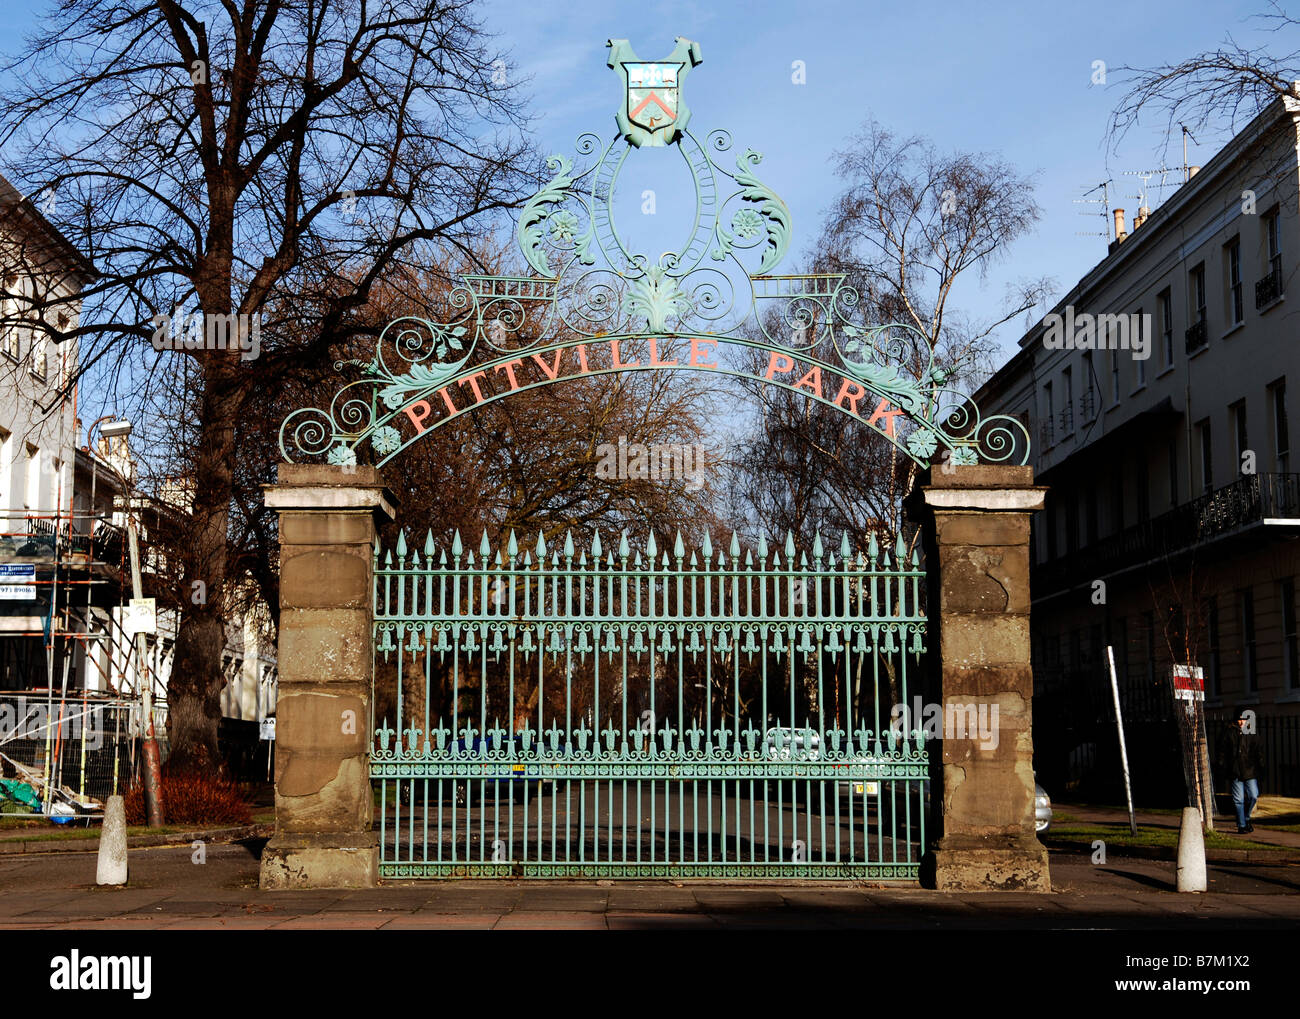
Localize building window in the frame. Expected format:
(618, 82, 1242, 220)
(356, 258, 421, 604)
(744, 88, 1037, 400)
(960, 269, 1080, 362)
(1, 275, 17, 361)
(1240, 588, 1258, 693)
(1231, 400, 1248, 476)
(1258, 207, 1283, 307)
(1060, 366, 1073, 436)
(1081, 351, 1096, 421)
(23, 444, 39, 512)
(1204, 597, 1220, 697)
(1270, 378, 1290, 473)
(29, 336, 46, 382)
(1042, 380, 1054, 446)
(1134, 308, 1146, 388)
(1110, 349, 1121, 405)
(1197, 418, 1213, 495)
(1283, 579, 1299, 691)
(1159, 288, 1174, 367)
(1186, 263, 1208, 352)
(1111, 462, 1125, 533)
(1168, 438, 1179, 507)
(1267, 207, 1282, 275)
(1136, 455, 1149, 522)
(1226, 236, 1243, 326)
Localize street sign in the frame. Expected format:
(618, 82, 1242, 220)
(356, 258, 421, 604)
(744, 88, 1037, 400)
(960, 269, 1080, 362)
(0, 564, 35, 599)
(260, 717, 276, 741)
(124, 597, 157, 636)
(1172, 665, 1205, 701)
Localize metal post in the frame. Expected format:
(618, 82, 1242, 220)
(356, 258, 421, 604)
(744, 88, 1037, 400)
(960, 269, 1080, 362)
(127, 519, 164, 826)
(1106, 645, 1137, 836)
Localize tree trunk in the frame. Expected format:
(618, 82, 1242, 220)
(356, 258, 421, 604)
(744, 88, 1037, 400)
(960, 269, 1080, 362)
(166, 346, 242, 774)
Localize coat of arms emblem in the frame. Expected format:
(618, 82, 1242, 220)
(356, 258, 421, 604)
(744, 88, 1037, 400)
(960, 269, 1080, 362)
(607, 37, 702, 148)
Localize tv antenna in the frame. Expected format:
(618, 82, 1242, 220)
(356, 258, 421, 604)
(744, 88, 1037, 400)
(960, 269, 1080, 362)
(1073, 179, 1113, 239)
(1181, 124, 1198, 181)
(1121, 167, 1180, 212)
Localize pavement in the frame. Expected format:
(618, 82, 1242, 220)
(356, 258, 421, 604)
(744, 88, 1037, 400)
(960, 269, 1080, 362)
(0, 835, 1297, 929)
(0, 795, 1295, 930)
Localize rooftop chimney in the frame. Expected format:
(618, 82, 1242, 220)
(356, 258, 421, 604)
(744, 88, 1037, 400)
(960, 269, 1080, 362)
(1113, 207, 1127, 242)
(1133, 205, 1150, 230)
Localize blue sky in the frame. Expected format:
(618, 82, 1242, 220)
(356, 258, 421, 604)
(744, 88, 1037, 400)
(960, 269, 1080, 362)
(475, 0, 1278, 360)
(0, 0, 1281, 369)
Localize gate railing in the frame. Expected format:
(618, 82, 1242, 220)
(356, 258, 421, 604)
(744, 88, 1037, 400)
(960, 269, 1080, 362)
(372, 528, 929, 879)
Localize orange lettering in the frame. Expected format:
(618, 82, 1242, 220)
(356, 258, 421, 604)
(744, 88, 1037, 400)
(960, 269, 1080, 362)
(765, 351, 795, 380)
(404, 400, 433, 435)
(867, 398, 903, 438)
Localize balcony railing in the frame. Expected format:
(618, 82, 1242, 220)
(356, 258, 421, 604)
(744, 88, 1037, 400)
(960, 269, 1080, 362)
(1184, 318, 1208, 354)
(2, 514, 125, 566)
(1058, 402, 1074, 437)
(1038, 418, 1054, 448)
(1256, 264, 1282, 308)
(1033, 473, 1300, 595)
(1079, 388, 1097, 423)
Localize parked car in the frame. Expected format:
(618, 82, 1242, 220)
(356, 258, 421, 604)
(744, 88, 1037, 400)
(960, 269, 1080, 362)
(1035, 782, 1052, 834)
(452, 735, 539, 806)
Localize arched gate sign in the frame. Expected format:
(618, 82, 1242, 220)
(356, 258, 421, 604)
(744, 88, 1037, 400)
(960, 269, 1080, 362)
(279, 37, 1029, 472)
(274, 38, 1035, 883)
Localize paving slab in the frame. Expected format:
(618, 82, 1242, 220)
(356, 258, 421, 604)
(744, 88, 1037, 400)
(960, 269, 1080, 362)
(493, 910, 608, 929)
(381, 913, 503, 929)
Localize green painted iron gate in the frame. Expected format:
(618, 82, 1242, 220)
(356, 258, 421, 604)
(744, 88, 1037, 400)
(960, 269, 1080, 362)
(371, 528, 929, 879)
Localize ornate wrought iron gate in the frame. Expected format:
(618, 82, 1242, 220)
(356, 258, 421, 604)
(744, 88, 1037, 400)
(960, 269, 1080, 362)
(371, 527, 929, 879)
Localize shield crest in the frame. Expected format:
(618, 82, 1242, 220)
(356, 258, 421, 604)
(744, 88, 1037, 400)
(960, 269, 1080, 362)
(608, 38, 702, 148)
(626, 63, 681, 137)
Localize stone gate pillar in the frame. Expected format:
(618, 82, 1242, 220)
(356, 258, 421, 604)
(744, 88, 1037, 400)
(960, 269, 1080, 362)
(260, 465, 395, 889)
(911, 464, 1050, 891)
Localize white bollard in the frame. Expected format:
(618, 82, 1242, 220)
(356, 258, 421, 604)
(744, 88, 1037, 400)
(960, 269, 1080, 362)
(1175, 806, 1207, 892)
(96, 795, 128, 886)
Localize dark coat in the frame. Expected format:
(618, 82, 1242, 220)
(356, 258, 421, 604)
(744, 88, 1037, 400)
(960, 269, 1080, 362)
(1220, 727, 1264, 782)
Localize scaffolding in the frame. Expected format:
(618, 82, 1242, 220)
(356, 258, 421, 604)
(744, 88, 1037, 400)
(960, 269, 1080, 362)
(0, 505, 167, 819)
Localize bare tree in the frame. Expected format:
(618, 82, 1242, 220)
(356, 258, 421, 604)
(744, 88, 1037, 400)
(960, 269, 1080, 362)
(1108, 3, 1300, 150)
(738, 121, 1049, 546)
(0, 0, 534, 771)
(1106, 4, 1300, 243)
(729, 122, 1048, 719)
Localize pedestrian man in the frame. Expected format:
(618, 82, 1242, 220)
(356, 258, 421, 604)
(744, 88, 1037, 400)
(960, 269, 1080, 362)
(1220, 711, 1264, 833)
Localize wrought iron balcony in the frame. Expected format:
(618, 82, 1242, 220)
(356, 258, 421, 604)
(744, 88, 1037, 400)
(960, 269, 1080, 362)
(1058, 403, 1074, 437)
(1038, 417, 1054, 448)
(1184, 318, 1208, 354)
(1033, 473, 1300, 595)
(1256, 264, 1282, 308)
(1079, 388, 1097, 423)
(5, 514, 126, 566)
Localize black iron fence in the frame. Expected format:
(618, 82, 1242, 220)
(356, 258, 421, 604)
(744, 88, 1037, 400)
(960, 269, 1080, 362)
(1033, 668, 1300, 803)
(1256, 264, 1282, 308)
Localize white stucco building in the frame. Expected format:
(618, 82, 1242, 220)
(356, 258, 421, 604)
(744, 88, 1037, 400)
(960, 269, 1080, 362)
(975, 94, 1300, 797)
